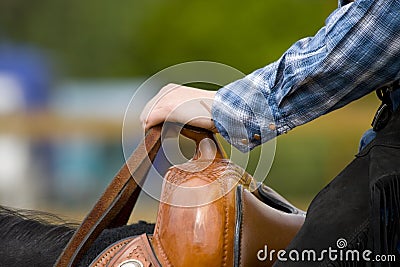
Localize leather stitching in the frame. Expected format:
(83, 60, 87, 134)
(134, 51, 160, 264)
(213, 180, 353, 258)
(222, 182, 229, 267)
(91, 238, 133, 267)
(239, 187, 245, 267)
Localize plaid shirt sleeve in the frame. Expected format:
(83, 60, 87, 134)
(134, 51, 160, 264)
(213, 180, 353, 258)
(212, 0, 400, 152)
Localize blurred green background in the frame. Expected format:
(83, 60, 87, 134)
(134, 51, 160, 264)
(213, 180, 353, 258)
(1, 0, 337, 76)
(0, 0, 379, 221)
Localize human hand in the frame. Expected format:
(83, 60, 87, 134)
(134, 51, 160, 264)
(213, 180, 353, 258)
(140, 83, 217, 132)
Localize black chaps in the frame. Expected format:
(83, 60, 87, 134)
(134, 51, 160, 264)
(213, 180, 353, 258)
(274, 106, 400, 266)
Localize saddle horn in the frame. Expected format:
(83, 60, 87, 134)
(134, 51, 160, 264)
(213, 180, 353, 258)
(55, 123, 225, 267)
(56, 123, 306, 267)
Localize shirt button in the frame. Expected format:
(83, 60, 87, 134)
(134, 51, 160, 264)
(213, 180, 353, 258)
(241, 139, 249, 145)
(268, 123, 276, 131)
(253, 134, 261, 140)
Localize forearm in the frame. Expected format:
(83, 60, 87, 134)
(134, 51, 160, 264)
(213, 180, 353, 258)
(212, 0, 400, 152)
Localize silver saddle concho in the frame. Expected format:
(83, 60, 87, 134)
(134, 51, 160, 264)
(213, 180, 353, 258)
(90, 126, 306, 267)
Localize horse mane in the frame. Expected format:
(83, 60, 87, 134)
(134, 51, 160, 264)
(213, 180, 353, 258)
(0, 206, 77, 266)
(0, 205, 156, 266)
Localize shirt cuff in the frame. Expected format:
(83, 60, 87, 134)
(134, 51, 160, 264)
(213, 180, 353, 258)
(211, 73, 289, 152)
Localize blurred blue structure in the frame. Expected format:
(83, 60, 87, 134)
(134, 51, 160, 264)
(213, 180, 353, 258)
(0, 42, 157, 216)
(0, 42, 51, 208)
(49, 79, 145, 207)
(0, 42, 51, 110)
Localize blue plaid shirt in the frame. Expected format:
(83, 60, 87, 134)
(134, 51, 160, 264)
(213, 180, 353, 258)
(212, 0, 400, 152)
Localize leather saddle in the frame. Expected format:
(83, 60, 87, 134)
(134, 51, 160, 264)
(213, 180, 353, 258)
(55, 124, 305, 267)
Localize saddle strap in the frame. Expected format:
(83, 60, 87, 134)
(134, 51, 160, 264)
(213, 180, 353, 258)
(55, 126, 162, 267)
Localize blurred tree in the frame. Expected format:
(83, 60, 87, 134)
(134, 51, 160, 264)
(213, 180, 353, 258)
(0, 0, 337, 77)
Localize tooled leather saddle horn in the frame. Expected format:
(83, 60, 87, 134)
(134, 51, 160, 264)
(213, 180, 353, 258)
(55, 124, 306, 267)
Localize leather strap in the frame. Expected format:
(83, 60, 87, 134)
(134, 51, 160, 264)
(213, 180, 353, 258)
(55, 125, 162, 267)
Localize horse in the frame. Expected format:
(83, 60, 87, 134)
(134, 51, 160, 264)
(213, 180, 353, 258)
(0, 206, 154, 266)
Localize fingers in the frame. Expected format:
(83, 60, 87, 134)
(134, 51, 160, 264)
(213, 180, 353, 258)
(143, 106, 170, 131)
(140, 83, 178, 129)
(140, 84, 217, 131)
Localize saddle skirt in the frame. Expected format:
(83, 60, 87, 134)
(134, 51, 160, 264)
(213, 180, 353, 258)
(90, 156, 305, 267)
